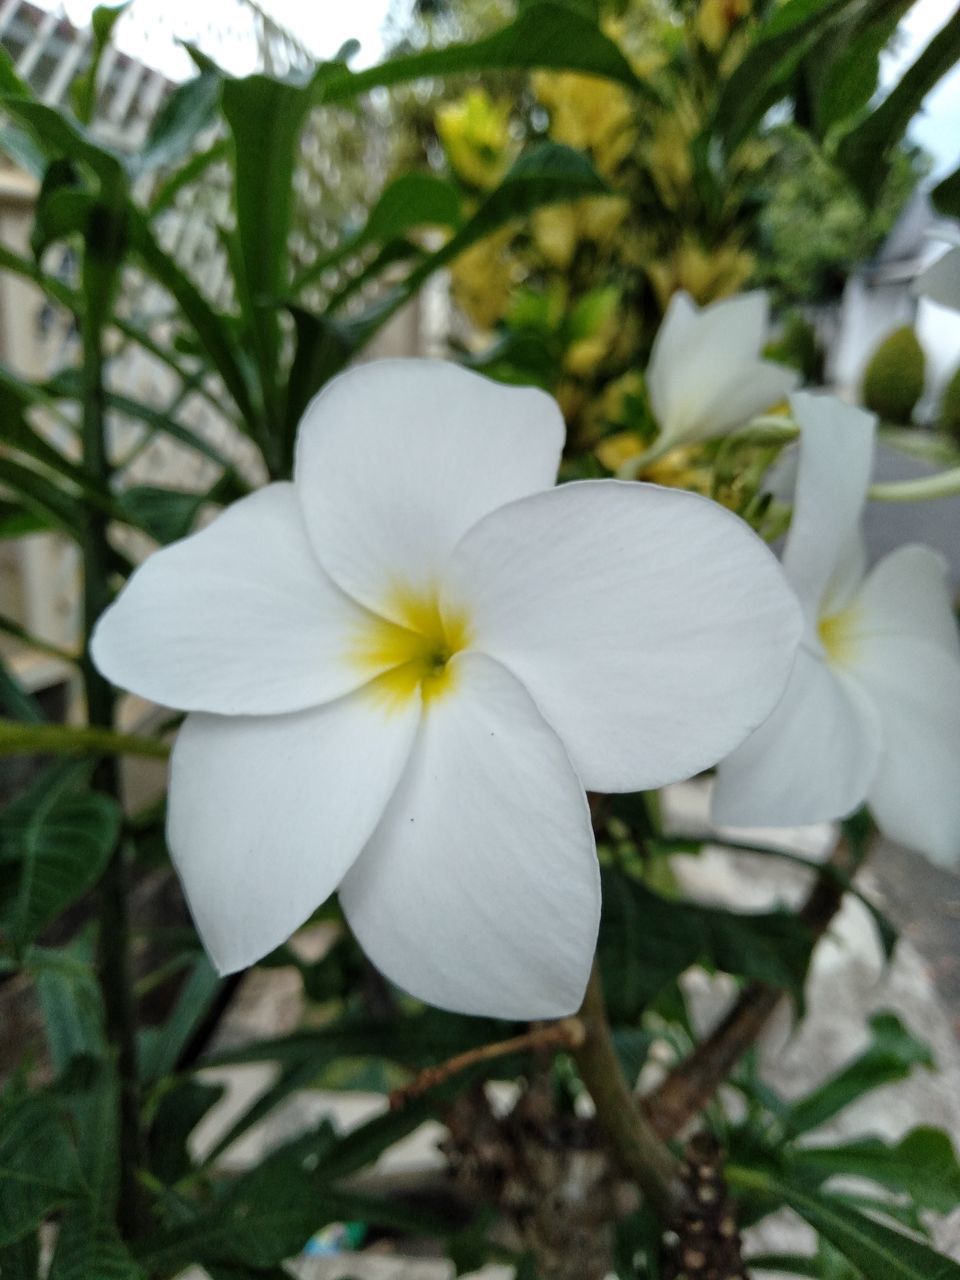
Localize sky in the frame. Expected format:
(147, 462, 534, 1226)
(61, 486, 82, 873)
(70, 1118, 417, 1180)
(26, 0, 960, 176)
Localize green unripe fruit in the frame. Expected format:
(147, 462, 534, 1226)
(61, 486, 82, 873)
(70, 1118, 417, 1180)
(939, 363, 960, 443)
(862, 326, 926, 424)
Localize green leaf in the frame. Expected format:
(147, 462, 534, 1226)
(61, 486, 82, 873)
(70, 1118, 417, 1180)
(0, 456, 86, 538)
(598, 868, 814, 1021)
(0, 769, 120, 951)
(220, 73, 319, 434)
(138, 1080, 467, 1272)
(281, 309, 355, 465)
(685, 833, 897, 963)
(348, 143, 609, 346)
(932, 164, 960, 219)
(137, 953, 221, 1082)
(0, 655, 45, 724)
(808, 0, 911, 138)
(0, 500, 49, 540)
(29, 941, 108, 1071)
(788, 1127, 960, 1213)
(136, 71, 220, 176)
(292, 170, 463, 294)
(784, 1012, 934, 1136)
(0, 1231, 40, 1279)
(729, 1167, 960, 1280)
(126, 212, 259, 431)
(46, 1058, 143, 1280)
(47, 1210, 144, 1280)
(0, 98, 126, 188)
(747, 1255, 819, 1276)
(147, 1078, 225, 1185)
(115, 485, 206, 544)
(0, 1093, 84, 1246)
(713, 0, 852, 150)
(838, 8, 960, 199)
(319, 2, 642, 101)
(200, 1008, 507, 1163)
(71, 4, 131, 126)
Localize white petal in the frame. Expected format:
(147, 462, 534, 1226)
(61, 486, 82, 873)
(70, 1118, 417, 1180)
(648, 291, 797, 448)
(782, 393, 876, 618)
(339, 652, 599, 1018)
(646, 291, 699, 427)
(914, 246, 960, 311)
(168, 690, 421, 974)
(92, 484, 376, 715)
(442, 480, 803, 792)
(848, 544, 960, 658)
(294, 360, 564, 621)
(851, 635, 960, 867)
(712, 646, 882, 827)
(821, 532, 868, 617)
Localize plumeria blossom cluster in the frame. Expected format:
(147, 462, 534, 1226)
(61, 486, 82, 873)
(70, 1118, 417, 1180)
(714, 393, 960, 864)
(94, 360, 802, 1018)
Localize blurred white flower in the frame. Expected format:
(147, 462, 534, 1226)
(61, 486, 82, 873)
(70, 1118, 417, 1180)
(914, 242, 960, 312)
(713, 392, 960, 866)
(619, 291, 799, 477)
(94, 359, 801, 1017)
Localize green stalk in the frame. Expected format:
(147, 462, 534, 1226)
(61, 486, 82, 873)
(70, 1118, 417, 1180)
(572, 963, 685, 1222)
(79, 260, 148, 1239)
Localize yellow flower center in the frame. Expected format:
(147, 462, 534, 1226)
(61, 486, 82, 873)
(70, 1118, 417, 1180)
(818, 604, 859, 667)
(352, 588, 471, 709)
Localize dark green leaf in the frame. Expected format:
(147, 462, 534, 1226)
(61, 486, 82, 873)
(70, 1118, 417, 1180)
(598, 868, 814, 1021)
(713, 0, 852, 150)
(808, 0, 911, 138)
(136, 72, 220, 175)
(348, 143, 609, 345)
(0, 98, 126, 188)
(0, 1231, 40, 1279)
(785, 1012, 934, 1136)
(838, 8, 960, 199)
(71, 4, 131, 125)
(0, 1093, 84, 1247)
(729, 1167, 960, 1280)
(115, 485, 206, 544)
(126, 212, 259, 430)
(746, 1255, 819, 1276)
(932, 164, 960, 219)
(31, 940, 108, 1070)
(147, 1078, 225, 1184)
(282, 308, 355, 460)
(292, 170, 463, 294)
(0, 655, 44, 724)
(46, 1058, 142, 1280)
(320, 3, 642, 101)
(0, 455, 86, 537)
(47, 1209, 144, 1280)
(138, 953, 220, 1081)
(788, 1126, 960, 1213)
(0, 771, 120, 951)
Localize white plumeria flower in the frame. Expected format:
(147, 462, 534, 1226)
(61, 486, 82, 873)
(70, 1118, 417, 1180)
(93, 360, 801, 1018)
(713, 391, 960, 866)
(619, 291, 799, 477)
(914, 241, 960, 312)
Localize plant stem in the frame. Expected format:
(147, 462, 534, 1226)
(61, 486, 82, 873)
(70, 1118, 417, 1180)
(390, 1018, 586, 1109)
(572, 963, 686, 1222)
(79, 284, 148, 1238)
